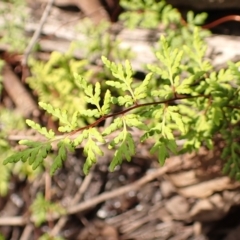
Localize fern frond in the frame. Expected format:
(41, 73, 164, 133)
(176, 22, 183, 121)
(83, 131, 104, 174)
(39, 102, 80, 132)
(73, 129, 89, 147)
(102, 56, 135, 99)
(109, 131, 135, 171)
(112, 95, 135, 107)
(26, 120, 55, 139)
(124, 114, 148, 130)
(101, 89, 111, 115)
(148, 35, 183, 87)
(3, 142, 52, 171)
(150, 137, 177, 165)
(50, 139, 74, 175)
(102, 117, 123, 136)
(134, 73, 152, 100)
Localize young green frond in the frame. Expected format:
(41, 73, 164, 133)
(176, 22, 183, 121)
(151, 84, 174, 99)
(165, 106, 186, 134)
(112, 95, 135, 107)
(39, 102, 81, 132)
(150, 138, 177, 165)
(4, 142, 52, 171)
(81, 109, 101, 118)
(102, 118, 124, 136)
(149, 36, 183, 86)
(50, 141, 67, 175)
(183, 28, 212, 72)
(109, 132, 135, 171)
(89, 128, 105, 144)
(26, 120, 55, 139)
(102, 56, 135, 98)
(103, 56, 134, 85)
(124, 114, 148, 130)
(101, 89, 111, 115)
(83, 135, 104, 174)
(134, 73, 152, 100)
(82, 81, 102, 111)
(73, 129, 89, 147)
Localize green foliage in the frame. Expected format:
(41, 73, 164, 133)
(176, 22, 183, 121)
(0, 0, 28, 52)
(27, 48, 91, 126)
(39, 233, 65, 240)
(4, 27, 240, 178)
(31, 193, 66, 227)
(2, 0, 240, 180)
(119, 0, 180, 29)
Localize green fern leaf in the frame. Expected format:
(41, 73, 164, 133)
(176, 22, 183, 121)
(50, 142, 67, 175)
(125, 114, 148, 130)
(102, 118, 123, 136)
(26, 120, 55, 139)
(4, 142, 51, 170)
(151, 141, 168, 166)
(115, 95, 134, 107)
(124, 59, 133, 85)
(105, 80, 128, 91)
(101, 89, 111, 115)
(83, 82, 101, 110)
(81, 109, 101, 118)
(150, 137, 177, 165)
(83, 136, 103, 174)
(161, 125, 174, 139)
(89, 128, 105, 143)
(73, 129, 89, 147)
(109, 132, 135, 171)
(19, 140, 41, 148)
(108, 131, 125, 149)
(102, 56, 135, 97)
(39, 102, 68, 124)
(167, 106, 186, 134)
(70, 111, 80, 128)
(134, 73, 152, 100)
(39, 102, 80, 131)
(151, 84, 174, 99)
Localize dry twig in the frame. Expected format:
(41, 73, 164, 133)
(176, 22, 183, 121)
(22, 0, 55, 66)
(50, 168, 95, 236)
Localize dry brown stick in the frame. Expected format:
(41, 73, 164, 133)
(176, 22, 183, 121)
(50, 168, 94, 236)
(72, 168, 95, 204)
(22, 0, 55, 66)
(19, 223, 34, 240)
(2, 64, 39, 117)
(0, 216, 26, 226)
